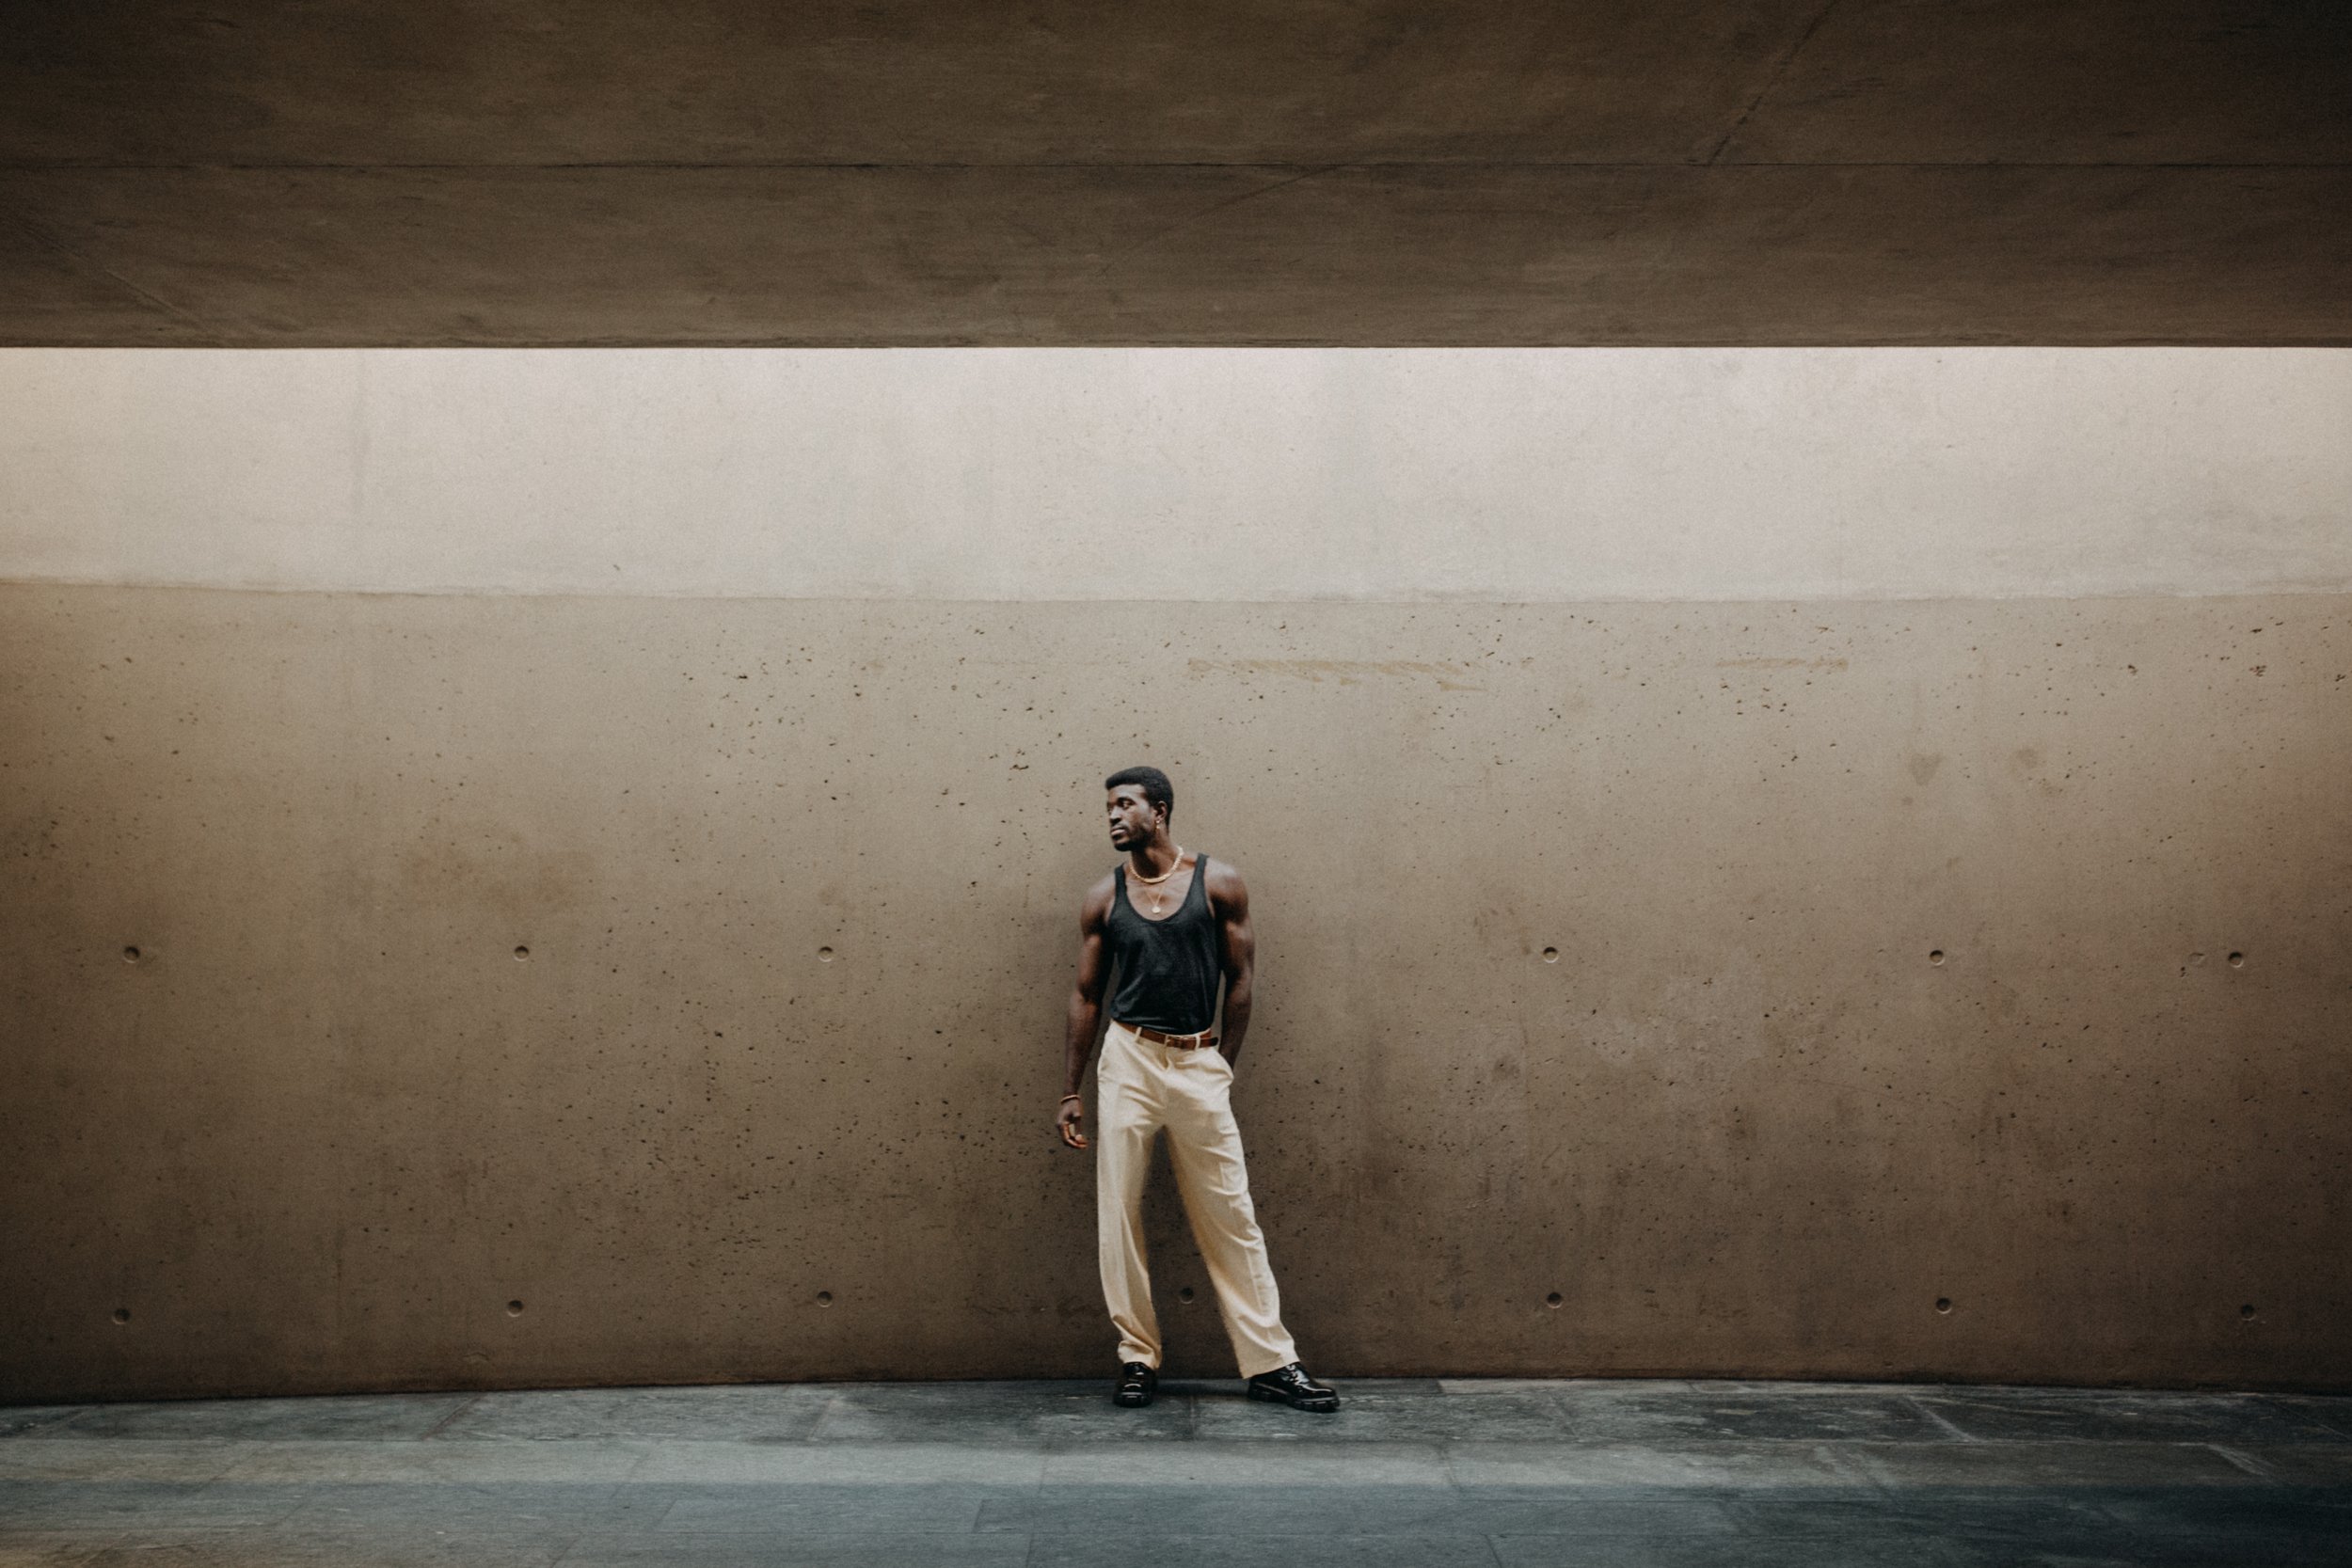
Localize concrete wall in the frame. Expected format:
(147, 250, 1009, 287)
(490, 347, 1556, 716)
(2, 350, 2347, 1399)
(7, 350, 2350, 600)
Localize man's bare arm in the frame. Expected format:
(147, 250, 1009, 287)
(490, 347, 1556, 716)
(1058, 876, 1116, 1148)
(1209, 861, 1255, 1066)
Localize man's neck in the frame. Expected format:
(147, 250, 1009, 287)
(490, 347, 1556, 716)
(1128, 837, 1180, 878)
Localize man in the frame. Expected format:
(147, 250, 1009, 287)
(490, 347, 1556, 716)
(1057, 766, 1338, 1412)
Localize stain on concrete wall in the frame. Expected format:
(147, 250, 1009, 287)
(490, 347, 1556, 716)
(2, 585, 2344, 1398)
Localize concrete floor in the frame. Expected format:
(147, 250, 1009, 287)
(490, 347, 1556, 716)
(3, 1381, 2351, 1566)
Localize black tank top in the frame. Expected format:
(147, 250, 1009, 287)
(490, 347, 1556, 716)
(1105, 854, 1223, 1035)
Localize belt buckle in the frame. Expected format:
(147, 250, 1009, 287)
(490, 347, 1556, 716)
(1133, 1022, 1214, 1050)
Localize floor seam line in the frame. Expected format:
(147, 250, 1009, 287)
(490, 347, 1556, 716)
(416, 1393, 483, 1440)
(2210, 1442, 2283, 1482)
(1900, 1393, 1978, 1444)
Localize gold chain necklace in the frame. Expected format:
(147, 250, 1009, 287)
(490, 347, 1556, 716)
(1130, 847, 1186, 915)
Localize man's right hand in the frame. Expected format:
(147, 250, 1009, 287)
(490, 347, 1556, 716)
(1057, 1098, 1089, 1149)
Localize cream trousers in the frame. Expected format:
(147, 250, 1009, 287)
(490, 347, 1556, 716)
(1094, 1019, 1299, 1378)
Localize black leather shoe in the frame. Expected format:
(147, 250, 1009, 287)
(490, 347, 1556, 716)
(1113, 1362, 1157, 1407)
(1246, 1362, 1339, 1412)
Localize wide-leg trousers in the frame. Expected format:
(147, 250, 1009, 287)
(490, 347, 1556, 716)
(1095, 1019, 1299, 1378)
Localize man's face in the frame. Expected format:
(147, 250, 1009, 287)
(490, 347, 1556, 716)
(1105, 786, 1164, 851)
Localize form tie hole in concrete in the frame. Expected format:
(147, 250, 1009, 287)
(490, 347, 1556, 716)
(818, 946, 835, 963)
(122, 946, 140, 963)
(2242, 1305, 2258, 1321)
(1177, 1286, 1197, 1305)
(506, 1300, 524, 1317)
(1542, 947, 1560, 963)
(1935, 1297, 1953, 1314)
(514, 945, 530, 960)
(2228, 952, 2246, 968)
(111, 1307, 130, 1324)
(1546, 1292, 1564, 1308)
(1928, 950, 1946, 966)
(816, 1291, 834, 1307)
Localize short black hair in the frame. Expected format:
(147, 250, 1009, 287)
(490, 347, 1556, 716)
(1104, 765, 1174, 825)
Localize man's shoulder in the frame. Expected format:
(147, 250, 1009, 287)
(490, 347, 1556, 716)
(1080, 869, 1119, 922)
(1200, 853, 1248, 906)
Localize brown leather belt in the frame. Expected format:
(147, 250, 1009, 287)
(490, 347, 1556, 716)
(1123, 1022, 1219, 1050)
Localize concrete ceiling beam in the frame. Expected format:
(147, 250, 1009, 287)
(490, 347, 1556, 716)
(3, 165, 2345, 346)
(2, 1, 2345, 343)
